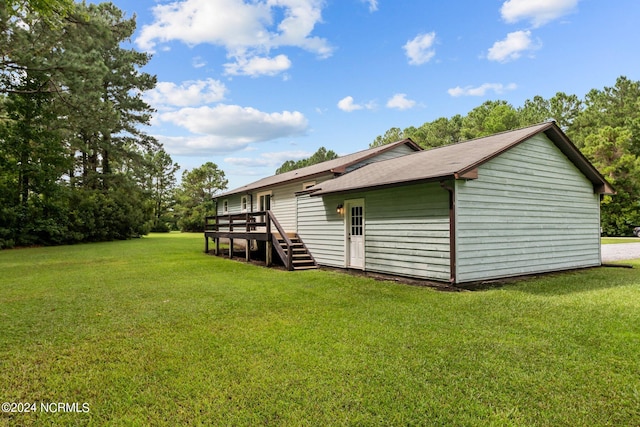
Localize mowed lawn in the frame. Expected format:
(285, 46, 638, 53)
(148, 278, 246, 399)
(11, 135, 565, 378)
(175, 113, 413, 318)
(1, 234, 639, 426)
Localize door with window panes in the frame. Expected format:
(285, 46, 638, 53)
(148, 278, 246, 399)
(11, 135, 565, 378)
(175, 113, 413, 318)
(346, 200, 364, 269)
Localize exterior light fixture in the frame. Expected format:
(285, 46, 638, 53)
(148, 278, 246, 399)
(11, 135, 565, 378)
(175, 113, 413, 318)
(336, 204, 344, 215)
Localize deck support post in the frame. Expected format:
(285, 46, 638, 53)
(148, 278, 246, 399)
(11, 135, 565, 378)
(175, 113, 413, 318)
(229, 238, 233, 259)
(204, 235, 209, 253)
(246, 240, 250, 262)
(266, 240, 273, 266)
(215, 238, 220, 255)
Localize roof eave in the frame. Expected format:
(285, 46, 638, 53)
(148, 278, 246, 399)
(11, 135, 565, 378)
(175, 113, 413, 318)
(214, 138, 422, 199)
(541, 126, 615, 195)
(309, 174, 457, 197)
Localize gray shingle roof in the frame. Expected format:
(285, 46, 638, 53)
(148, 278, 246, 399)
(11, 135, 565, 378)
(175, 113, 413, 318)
(215, 138, 421, 198)
(309, 122, 614, 196)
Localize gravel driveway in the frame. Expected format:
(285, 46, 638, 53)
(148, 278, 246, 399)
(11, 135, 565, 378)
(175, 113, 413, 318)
(601, 243, 640, 262)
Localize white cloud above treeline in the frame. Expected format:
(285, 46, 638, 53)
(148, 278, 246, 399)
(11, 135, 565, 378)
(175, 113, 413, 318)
(337, 96, 376, 112)
(403, 32, 437, 65)
(386, 93, 416, 110)
(487, 30, 540, 62)
(224, 54, 292, 77)
(225, 150, 312, 168)
(484, 0, 578, 64)
(143, 77, 310, 156)
(500, 0, 580, 27)
(136, 0, 331, 78)
(144, 79, 227, 108)
(448, 83, 517, 97)
(158, 104, 308, 141)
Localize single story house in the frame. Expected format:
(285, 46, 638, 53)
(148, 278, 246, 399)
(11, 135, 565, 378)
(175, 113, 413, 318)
(206, 122, 614, 284)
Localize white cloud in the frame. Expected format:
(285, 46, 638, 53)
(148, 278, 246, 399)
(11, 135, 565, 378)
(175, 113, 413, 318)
(225, 150, 311, 167)
(157, 135, 250, 156)
(403, 32, 436, 65)
(501, 0, 579, 27)
(136, 0, 332, 74)
(337, 96, 376, 112)
(158, 104, 309, 141)
(224, 54, 292, 77)
(448, 83, 518, 97)
(144, 79, 227, 108)
(337, 96, 361, 112)
(386, 93, 416, 110)
(487, 30, 540, 62)
(362, 0, 378, 12)
(192, 56, 206, 68)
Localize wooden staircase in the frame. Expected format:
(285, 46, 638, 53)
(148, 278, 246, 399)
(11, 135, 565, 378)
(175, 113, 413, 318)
(275, 233, 317, 270)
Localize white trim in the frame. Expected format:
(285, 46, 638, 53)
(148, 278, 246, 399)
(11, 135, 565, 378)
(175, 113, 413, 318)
(241, 195, 248, 212)
(222, 199, 229, 214)
(256, 190, 272, 211)
(344, 198, 365, 269)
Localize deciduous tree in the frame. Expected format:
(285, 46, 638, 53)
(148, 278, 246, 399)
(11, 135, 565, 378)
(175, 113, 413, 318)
(176, 162, 228, 232)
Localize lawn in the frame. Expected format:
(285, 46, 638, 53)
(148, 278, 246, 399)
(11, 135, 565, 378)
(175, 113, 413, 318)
(1, 233, 640, 426)
(602, 236, 640, 244)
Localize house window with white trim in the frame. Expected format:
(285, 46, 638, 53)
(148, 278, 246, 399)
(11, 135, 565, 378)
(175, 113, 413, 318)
(257, 191, 272, 211)
(222, 199, 229, 214)
(241, 196, 248, 212)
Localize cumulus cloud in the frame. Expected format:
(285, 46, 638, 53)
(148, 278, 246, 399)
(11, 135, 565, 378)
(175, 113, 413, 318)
(158, 104, 308, 142)
(501, 0, 579, 27)
(225, 150, 312, 167)
(156, 135, 251, 156)
(386, 93, 416, 110)
(448, 83, 518, 97)
(487, 30, 540, 62)
(143, 79, 227, 108)
(403, 32, 436, 65)
(337, 96, 376, 112)
(224, 54, 292, 77)
(135, 0, 331, 77)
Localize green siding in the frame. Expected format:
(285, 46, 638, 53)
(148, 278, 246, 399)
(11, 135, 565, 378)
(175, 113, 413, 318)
(217, 194, 243, 216)
(297, 182, 451, 281)
(365, 183, 450, 281)
(455, 134, 601, 283)
(270, 181, 305, 231)
(297, 193, 345, 267)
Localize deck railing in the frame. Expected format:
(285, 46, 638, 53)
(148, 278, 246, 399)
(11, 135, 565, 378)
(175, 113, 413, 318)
(205, 211, 267, 233)
(204, 211, 296, 270)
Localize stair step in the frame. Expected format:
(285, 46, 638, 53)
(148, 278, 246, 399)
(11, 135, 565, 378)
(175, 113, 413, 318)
(273, 232, 317, 271)
(278, 241, 303, 247)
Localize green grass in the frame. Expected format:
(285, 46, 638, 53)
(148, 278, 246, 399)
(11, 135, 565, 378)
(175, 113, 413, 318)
(602, 236, 640, 244)
(1, 233, 640, 426)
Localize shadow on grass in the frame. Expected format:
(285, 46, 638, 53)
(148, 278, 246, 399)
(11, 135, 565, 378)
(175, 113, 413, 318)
(462, 261, 640, 296)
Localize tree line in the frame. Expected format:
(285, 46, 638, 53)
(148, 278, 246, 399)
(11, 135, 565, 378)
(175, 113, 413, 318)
(368, 76, 640, 236)
(0, 1, 227, 248)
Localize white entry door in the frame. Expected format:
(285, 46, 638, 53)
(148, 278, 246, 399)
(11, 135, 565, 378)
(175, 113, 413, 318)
(347, 200, 364, 269)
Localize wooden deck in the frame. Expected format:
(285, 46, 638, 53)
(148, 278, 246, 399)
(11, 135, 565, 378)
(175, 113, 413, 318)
(204, 211, 317, 271)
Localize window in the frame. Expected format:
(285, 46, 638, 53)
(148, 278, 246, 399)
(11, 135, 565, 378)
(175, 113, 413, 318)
(302, 181, 316, 190)
(241, 196, 248, 212)
(257, 191, 272, 211)
(222, 200, 229, 214)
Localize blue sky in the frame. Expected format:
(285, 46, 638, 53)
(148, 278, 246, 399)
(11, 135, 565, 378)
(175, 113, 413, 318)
(108, 0, 640, 190)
